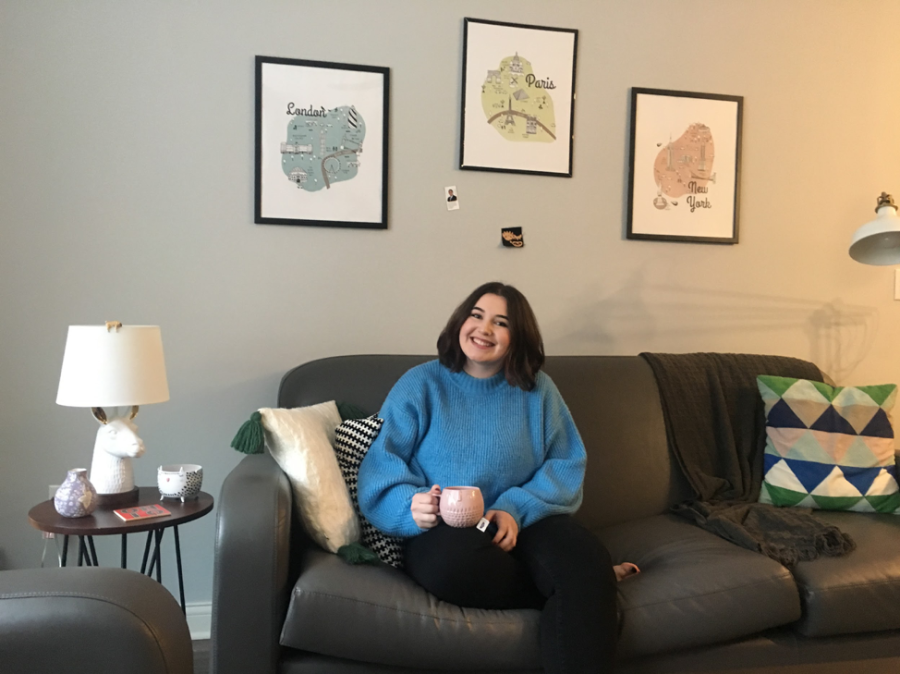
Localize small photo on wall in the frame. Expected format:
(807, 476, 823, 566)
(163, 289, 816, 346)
(446, 186, 459, 211)
(626, 87, 743, 244)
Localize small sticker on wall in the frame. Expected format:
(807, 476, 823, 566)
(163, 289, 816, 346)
(502, 227, 524, 248)
(446, 186, 459, 211)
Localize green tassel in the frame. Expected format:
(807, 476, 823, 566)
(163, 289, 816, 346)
(337, 402, 369, 422)
(231, 411, 265, 454)
(337, 542, 380, 565)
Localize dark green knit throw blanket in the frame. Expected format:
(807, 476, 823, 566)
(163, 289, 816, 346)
(639, 352, 856, 567)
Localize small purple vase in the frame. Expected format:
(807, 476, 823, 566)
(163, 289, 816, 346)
(54, 468, 98, 518)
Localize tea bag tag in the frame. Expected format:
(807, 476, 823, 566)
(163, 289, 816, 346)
(476, 517, 490, 533)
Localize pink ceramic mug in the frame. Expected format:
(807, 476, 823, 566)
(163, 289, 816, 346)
(438, 486, 484, 528)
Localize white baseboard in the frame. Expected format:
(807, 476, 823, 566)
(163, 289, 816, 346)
(186, 601, 212, 640)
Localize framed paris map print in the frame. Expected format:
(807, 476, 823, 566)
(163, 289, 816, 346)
(255, 56, 389, 229)
(627, 88, 743, 244)
(459, 18, 578, 177)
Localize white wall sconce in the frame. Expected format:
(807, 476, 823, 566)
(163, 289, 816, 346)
(849, 193, 900, 266)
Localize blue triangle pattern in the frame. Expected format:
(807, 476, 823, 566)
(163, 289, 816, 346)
(840, 465, 882, 496)
(809, 406, 858, 435)
(886, 464, 898, 480)
(767, 399, 808, 429)
(860, 408, 893, 438)
(763, 452, 781, 474)
(783, 457, 835, 493)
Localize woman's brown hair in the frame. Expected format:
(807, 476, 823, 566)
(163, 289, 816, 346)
(437, 281, 545, 391)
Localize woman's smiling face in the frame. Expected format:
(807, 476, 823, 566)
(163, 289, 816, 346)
(459, 293, 511, 378)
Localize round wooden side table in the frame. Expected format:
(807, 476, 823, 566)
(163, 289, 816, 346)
(28, 487, 214, 613)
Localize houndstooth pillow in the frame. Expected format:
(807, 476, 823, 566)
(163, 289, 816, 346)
(333, 415, 404, 568)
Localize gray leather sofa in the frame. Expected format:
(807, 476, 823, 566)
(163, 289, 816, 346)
(211, 355, 900, 673)
(0, 566, 194, 674)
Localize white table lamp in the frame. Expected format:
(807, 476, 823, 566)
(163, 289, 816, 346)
(849, 193, 900, 265)
(57, 322, 169, 505)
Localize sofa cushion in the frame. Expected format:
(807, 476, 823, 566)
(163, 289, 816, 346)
(542, 357, 693, 531)
(596, 514, 801, 659)
(757, 376, 900, 513)
(790, 511, 900, 637)
(281, 547, 541, 670)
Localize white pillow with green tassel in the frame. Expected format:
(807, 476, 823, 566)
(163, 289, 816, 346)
(231, 402, 377, 563)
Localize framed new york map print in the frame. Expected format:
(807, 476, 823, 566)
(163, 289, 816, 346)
(255, 56, 390, 229)
(459, 18, 578, 177)
(627, 88, 743, 244)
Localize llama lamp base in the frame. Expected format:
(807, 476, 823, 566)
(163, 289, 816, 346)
(87, 406, 147, 508)
(95, 487, 140, 507)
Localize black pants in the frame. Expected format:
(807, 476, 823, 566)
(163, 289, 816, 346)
(404, 515, 618, 673)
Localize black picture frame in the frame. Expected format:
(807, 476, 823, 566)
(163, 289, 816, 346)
(459, 18, 578, 178)
(626, 87, 743, 244)
(255, 56, 390, 229)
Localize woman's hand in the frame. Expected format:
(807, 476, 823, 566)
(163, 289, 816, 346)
(411, 484, 441, 529)
(485, 509, 518, 552)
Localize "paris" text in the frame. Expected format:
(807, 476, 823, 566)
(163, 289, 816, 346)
(525, 74, 556, 89)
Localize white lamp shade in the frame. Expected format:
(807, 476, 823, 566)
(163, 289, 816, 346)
(56, 325, 170, 407)
(849, 202, 900, 266)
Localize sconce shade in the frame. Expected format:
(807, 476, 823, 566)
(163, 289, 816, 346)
(56, 325, 170, 407)
(849, 193, 900, 266)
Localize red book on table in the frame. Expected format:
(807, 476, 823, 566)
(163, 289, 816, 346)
(114, 504, 171, 522)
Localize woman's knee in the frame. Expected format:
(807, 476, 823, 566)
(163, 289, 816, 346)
(517, 516, 615, 584)
(404, 525, 528, 608)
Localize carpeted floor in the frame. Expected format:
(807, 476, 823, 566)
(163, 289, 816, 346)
(193, 639, 210, 673)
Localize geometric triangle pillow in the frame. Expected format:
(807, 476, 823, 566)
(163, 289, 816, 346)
(757, 375, 900, 514)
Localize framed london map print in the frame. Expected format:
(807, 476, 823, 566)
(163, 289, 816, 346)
(627, 88, 743, 244)
(459, 18, 578, 177)
(255, 56, 390, 229)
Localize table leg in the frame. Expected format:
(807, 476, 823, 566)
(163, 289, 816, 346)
(77, 536, 86, 566)
(147, 528, 164, 579)
(61, 535, 69, 567)
(147, 536, 158, 576)
(140, 531, 153, 574)
(87, 536, 99, 566)
(121, 533, 127, 569)
(174, 525, 185, 614)
(154, 529, 164, 583)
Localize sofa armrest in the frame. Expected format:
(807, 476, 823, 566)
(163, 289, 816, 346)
(0, 567, 192, 674)
(211, 452, 295, 674)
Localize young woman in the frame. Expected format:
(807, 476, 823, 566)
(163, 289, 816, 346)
(358, 281, 629, 672)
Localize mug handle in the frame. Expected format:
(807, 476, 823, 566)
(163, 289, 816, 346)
(431, 487, 442, 518)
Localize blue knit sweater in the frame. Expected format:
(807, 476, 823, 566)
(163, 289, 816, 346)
(357, 360, 587, 538)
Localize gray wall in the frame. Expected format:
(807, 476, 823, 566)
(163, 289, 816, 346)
(2, 0, 899, 605)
